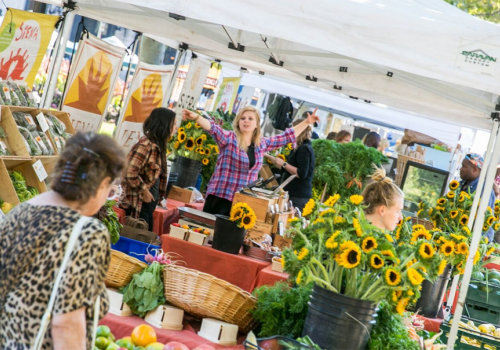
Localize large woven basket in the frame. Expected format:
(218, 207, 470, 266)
(163, 264, 257, 333)
(395, 155, 426, 186)
(105, 250, 147, 288)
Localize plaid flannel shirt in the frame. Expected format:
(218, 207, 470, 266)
(206, 119, 296, 202)
(120, 136, 167, 218)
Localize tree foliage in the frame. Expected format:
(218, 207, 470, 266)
(445, 0, 500, 23)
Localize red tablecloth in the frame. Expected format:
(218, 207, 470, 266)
(250, 265, 289, 291)
(161, 235, 270, 292)
(186, 202, 205, 210)
(113, 206, 126, 225)
(100, 314, 244, 349)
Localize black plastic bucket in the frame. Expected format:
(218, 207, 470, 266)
(415, 264, 452, 318)
(212, 215, 246, 254)
(171, 156, 202, 188)
(302, 284, 378, 350)
(166, 172, 178, 198)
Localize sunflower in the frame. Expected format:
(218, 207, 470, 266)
(381, 250, 396, 259)
(202, 158, 209, 166)
(449, 180, 460, 191)
(429, 208, 434, 215)
(460, 215, 469, 226)
(302, 199, 316, 217)
(405, 217, 412, 222)
(436, 206, 445, 211)
(456, 242, 469, 255)
(185, 137, 195, 150)
(230, 204, 244, 220)
(312, 218, 325, 226)
(407, 290, 415, 297)
(474, 251, 481, 265)
(413, 224, 425, 232)
(407, 268, 424, 286)
(349, 194, 364, 206)
(174, 141, 180, 149)
(185, 122, 193, 129)
(384, 268, 402, 286)
(396, 298, 409, 316)
(495, 206, 500, 215)
(276, 154, 286, 161)
(385, 234, 394, 243)
(204, 148, 211, 156)
(495, 223, 500, 231)
(450, 234, 467, 241)
(241, 213, 256, 230)
(195, 147, 204, 154)
(296, 270, 304, 284)
(411, 229, 432, 243)
(353, 217, 363, 237)
(296, 247, 310, 261)
(320, 208, 336, 217)
(288, 217, 299, 224)
(456, 261, 465, 275)
(483, 224, 489, 232)
(462, 226, 471, 235)
(487, 216, 495, 226)
(362, 237, 378, 253)
(459, 193, 465, 203)
(417, 209, 424, 217)
(336, 244, 361, 269)
(194, 122, 201, 129)
(178, 131, 187, 143)
(418, 242, 435, 259)
(395, 226, 402, 240)
(440, 241, 455, 256)
(450, 210, 459, 219)
(447, 191, 455, 199)
(325, 231, 340, 249)
(334, 217, 346, 225)
(437, 198, 446, 205)
(438, 259, 448, 275)
(325, 194, 341, 207)
(195, 136, 204, 146)
(487, 247, 496, 256)
(369, 253, 384, 269)
(488, 206, 493, 214)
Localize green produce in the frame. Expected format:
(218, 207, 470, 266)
(472, 271, 485, 281)
(93, 200, 122, 244)
(17, 84, 37, 107)
(0, 126, 10, 156)
(367, 302, 419, 350)
(251, 282, 313, 338)
(116, 339, 134, 350)
(8, 82, 27, 106)
(18, 126, 42, 156)
(279, 336, 323, 350)
(121, 261, 165, 317)
(9, 171, 36, 202)
(488, 270, 500, 280)
(0, 81, 11, 104)
(489, 278, 500, 285)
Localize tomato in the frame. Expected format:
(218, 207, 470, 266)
(172, 223, 180, 227)
(163, 342, 189, 350)
(131, 324, 157, 347)
(95, 337, 111, 350)
(96, 326, 111, 338)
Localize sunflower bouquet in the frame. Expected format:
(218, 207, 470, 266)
(266, 143, 294, 168)
(229, 202, 257, 230)
(283, 194, 445, 316)
(415, 180, 499, 275)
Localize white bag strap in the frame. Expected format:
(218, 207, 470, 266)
(33, 216, 94, 349)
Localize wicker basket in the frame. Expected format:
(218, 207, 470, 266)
(105, 250, 147, 288)
(163, 264, 257, 333)
(411, 217, 434, 230)
(395, 155, 426, 186)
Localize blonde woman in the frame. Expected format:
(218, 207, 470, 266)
(182, 107, 320, 215)
(266, 118, 315, 211)
(362, 166, 405, 231)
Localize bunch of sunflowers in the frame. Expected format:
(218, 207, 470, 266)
(267, 143, 294, 168)
(229, 202, 257, 230)
(283, 194, 446, 316)
(169, 117, 219, 166)
(415, 180, 499, 275)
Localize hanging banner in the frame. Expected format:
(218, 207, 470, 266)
(62, 34, 125, 132)
(213, 77, 240, 113)
(115, 62, 174, 152)
(174, 55, 210, 126)
(232, 86, 256, 115)
(0, 9, 59, 87)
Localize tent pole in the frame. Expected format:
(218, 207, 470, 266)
(43, 11, 76, 109)
(446, 120, 500, 349)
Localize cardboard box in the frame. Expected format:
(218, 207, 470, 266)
(246, 221, 274, 243)
(272, 257, 284, 273)
(188, 230, 209, 245)
(273, 234, 294, 250)
(107, 288, 133, 316)
(232, 192, 279, 222)
(167, 186, 195, 203)
(145, 305, 184, 330)
(170, 225, 189, 240)
(198, 318, 238, 346)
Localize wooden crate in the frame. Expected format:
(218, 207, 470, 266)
(232, 192, 279, 222)
(273, 234, 293, 250)
(272, 211, 293, 233)
(35, 155, 58, 186)
(0, 106, 33, 157)
(0, 159, 23, 206)
(246, 221, 274, 243)
(3, 158, 48, 201)
(31, 108, 75, 155)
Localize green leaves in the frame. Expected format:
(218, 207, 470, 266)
(121, 261, 165, 318)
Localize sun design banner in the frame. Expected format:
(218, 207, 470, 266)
(0, 9, 58, 87)
(115, 62, 174, 153)
(62, 34, 125, 132)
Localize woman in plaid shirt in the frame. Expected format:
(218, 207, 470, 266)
(182, 107, 320, 216)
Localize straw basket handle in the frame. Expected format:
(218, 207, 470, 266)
(32, 216, 100, 349)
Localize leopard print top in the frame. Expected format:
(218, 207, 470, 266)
(0, 203, 110, 349)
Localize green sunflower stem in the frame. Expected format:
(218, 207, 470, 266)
(367, 287, 389, 302)
(399, 254, 415, 271)
(357, 271, 375, 298)
(360, 278, 383, 300)
(311, 257, 330, 283)
(311, 275, 338, 293)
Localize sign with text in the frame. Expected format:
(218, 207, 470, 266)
(0, 9, 59, 87)
(115, 61, 174, 154)
(174, 55, 210, 126)
(213, 77, 240, 113)
(62, 34, 125, 132)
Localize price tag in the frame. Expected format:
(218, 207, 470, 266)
(0, 141, 6, 152)
(35, 136, 48, 152)
(54, 136, 61, 149)
(3, 87, 11, 102)
(33, 160, 48, 182)
(25, 115, 36, 129)
(36, 113, 49, 132)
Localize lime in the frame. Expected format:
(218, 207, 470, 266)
(96, 325, 111, 338)
(95, 337, 111, 350)
(116, 339, 135, 350)
(109, 333, 116, 342)
(134, 347, 146, 350)
(105, 344, 121, 350)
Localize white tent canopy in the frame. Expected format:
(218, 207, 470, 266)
(39, 0, 500, 132)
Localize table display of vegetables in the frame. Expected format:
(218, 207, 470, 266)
(0, 81, 37, 107)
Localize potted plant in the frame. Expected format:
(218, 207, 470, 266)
(212, 202, 257, 254)
(282, 195, 446, 350)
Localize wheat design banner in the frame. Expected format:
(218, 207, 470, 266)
(115, 61, 174, 153)
(62, 34, 126, 132)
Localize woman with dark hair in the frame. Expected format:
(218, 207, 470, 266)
(0, 132, 126, 349)
(335, 130, 351, 143)
(120, 107, 177, 230)
(364, 131, 381, 149)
